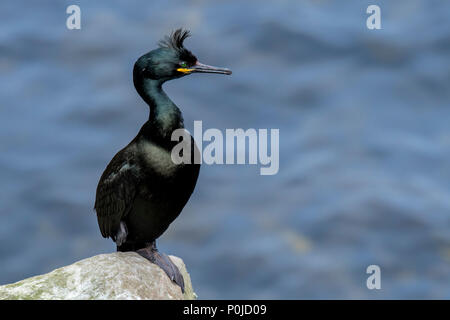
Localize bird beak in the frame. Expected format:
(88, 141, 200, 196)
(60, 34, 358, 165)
(177, 62, 232, 75)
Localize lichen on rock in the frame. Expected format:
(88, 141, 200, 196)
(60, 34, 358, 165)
(0, 252, 196, 300)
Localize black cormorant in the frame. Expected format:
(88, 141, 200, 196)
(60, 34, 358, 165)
(94, 29, 231, 292)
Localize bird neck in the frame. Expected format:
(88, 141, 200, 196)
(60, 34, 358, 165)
(134, 78, 184, 142)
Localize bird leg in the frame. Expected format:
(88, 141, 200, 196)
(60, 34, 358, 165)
(136, 241, 185, 293)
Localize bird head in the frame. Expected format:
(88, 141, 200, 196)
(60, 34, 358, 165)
(134, 29, 231, 82)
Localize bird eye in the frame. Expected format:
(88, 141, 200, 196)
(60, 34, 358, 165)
(180, 62, 188, 68)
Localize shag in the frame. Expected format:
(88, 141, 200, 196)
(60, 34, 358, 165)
(94, 29, 231, 292)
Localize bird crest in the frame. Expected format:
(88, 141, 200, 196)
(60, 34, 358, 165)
(158, 28, 191, 52)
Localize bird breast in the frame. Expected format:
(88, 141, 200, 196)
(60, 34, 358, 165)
(138, 139, 184, 178)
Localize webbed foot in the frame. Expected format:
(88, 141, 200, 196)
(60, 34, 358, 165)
(136, 241, 185, 293)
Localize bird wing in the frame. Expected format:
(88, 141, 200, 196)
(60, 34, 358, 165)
(94, 150, 140, 239)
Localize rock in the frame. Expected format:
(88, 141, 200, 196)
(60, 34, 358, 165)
(0, 252, 196, 300)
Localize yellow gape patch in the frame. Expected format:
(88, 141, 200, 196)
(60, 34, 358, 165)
(177, 68, 193, 74)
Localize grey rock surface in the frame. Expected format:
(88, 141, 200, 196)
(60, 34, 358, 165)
(0, 252, 196, 300)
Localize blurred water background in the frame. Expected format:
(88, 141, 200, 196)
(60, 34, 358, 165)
(0, 0, 449, 299)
